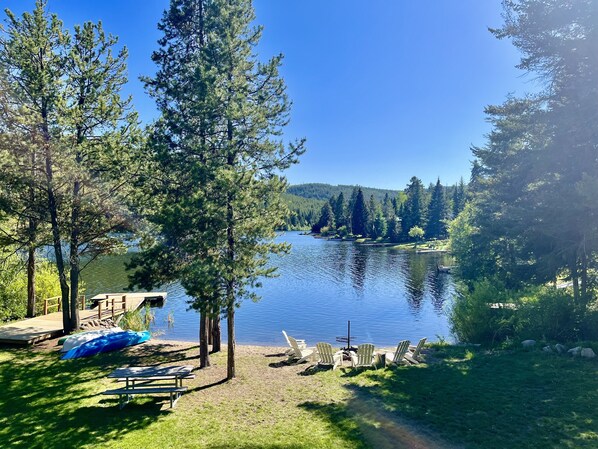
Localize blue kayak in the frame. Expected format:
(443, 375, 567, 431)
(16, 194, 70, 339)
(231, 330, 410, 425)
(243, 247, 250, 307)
(62, 330, 150, 360)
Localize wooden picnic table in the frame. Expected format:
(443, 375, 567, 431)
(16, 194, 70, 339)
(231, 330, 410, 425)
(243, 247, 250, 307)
(103, 365, 194, 408)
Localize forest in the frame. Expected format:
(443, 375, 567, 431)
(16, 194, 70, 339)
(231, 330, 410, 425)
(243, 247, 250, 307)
(284, 179, 466, 242)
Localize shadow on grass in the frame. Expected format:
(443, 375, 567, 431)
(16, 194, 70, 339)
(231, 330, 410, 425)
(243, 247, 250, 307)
(0, 345, 189, 449)
(298, 401, 370, 449)
(346, 347, 598, 448)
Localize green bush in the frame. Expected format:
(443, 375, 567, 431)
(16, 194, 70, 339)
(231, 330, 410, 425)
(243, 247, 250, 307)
(119, 304, 154, 331)
(515, 287, 578, 341)
(0, 254, 62, 322)
(450, 279, 515, 344)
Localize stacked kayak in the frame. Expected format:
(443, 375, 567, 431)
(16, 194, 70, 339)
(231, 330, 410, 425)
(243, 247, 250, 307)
(61, 327, 123, 353)
(62, 330, 151, 360)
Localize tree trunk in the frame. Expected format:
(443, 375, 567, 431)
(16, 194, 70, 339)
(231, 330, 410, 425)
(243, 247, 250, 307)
(26, 147, 37, 318)
(199, 312, 210, 368)
(26, 244, 35, 317)
(43, 120, 71, 332)
(569, 256, 580, 306)
(211, 315, 221, 353)
(226, 303, 235, 380)
(69, 175, 82, 330)
(580, 246, 588, 309)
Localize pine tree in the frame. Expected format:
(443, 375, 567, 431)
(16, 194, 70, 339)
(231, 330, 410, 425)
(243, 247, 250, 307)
(130, 0, 304, 378)
(333, 192, 345, 229)
(351, 188, 369, 237)
(402, 176, 426, 240)
(426, 179, 448, 239)
(452, 177, 466, 217)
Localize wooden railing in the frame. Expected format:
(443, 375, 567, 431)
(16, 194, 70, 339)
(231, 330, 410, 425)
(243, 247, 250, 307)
(96, 294, 127, 320)
(43, 295, 86, 315)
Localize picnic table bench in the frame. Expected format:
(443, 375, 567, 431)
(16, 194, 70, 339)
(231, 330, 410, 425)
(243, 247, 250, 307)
(103, 365, 194, 409)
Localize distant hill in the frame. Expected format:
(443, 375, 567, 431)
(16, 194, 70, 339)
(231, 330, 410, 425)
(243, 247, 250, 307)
(287, 183, 402, 202)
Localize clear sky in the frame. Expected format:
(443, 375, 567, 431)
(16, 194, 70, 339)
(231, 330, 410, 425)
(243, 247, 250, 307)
(2, 1, 535, 189)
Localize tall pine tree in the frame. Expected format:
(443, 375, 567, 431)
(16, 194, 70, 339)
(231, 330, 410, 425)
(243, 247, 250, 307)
(130, 0, 304, 378)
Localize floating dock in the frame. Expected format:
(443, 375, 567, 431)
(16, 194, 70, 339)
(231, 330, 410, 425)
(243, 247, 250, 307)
(0, 292, 167, 345)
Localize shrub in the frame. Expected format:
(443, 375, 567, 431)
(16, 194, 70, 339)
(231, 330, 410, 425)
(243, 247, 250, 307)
(515, 287, 578, 341)
(0, 253, 62, 322)
(450, 279, 515, 344)
(119, 304, 154, 331)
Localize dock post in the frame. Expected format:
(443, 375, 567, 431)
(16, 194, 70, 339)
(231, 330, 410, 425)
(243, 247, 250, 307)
(98, 301, 103, 320)
(122, 295, 126, 312)
(43, 300, 48, 316)
(112, 297, 116, 320)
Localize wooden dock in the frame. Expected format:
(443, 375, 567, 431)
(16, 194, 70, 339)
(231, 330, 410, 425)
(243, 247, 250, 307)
(0, 292, 166, 345)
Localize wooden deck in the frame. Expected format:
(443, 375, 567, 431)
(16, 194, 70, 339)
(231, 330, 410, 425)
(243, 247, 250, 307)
(0, 292, 166, 345)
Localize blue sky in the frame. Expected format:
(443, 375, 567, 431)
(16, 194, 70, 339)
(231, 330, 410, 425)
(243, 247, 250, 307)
(2, 1, 535, 189)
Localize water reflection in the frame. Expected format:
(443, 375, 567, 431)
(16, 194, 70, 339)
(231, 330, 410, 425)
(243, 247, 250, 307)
(81, 232, 455, 346)
(350, 247, 367, 293)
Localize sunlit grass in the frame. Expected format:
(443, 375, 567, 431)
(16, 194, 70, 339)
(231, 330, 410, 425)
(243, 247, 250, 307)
(1, 343, 597, 448)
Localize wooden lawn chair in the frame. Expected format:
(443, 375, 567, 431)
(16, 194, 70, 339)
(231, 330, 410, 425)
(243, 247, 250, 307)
(405, 337, 427, 364)
(350, 343, 377, 369)
(385, 340, 411, 366)
(287, 336, 315, 363)
(315, 342, 343, 370)
(282, 330, 306, 356)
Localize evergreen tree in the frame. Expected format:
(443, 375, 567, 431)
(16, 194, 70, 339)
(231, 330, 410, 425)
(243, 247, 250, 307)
(333, 192, 345, 229)
(453, 0, 598, 307)
(351, 188, 369, 237)
(0, 1, 68, 328)
(347, 186, 359, 233)
(367, 194, 377, 237)
(314, 202, 334, 233)
(371, 206, 387, 239)
(426, 179, 448, 239)
(402, 176, 426, 240)
(452, 177, 466, 217)
(130, 0, 304, 378)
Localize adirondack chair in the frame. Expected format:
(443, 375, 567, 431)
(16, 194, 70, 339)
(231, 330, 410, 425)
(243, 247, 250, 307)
(282, 330, 306, 356)
(350, 343, 377, 369)
(287, 335, 315, 363)
(385, 340, 410, 366)
(315, 342, 343, 370)
(405, 337, 427, 364)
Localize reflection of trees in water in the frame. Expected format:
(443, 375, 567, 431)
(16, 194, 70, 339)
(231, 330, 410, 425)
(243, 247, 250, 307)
(405, 255, 427, 308)
(429, 269, 450, 312)
(330, 242, 349, 284)
(349, 247, 367, 293)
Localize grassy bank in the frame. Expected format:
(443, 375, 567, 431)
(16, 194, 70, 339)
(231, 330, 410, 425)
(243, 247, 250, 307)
(1, 341, 597, 448)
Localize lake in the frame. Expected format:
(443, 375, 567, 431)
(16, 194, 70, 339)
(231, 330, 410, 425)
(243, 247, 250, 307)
(81, 231, 455, 347)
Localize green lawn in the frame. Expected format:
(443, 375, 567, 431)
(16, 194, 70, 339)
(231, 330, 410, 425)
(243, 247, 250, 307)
(1, 342, 597, 448)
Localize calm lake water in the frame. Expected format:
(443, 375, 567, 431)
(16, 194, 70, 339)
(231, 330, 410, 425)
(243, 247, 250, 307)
(81, 232, 455, 347)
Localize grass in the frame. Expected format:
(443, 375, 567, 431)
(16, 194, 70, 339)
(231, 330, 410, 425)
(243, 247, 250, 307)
(390, 239, 450, 251)
(1, 341, 598, 448)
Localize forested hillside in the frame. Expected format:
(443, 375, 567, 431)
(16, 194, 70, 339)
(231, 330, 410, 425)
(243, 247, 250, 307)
(287, 183, 403, 203)
(283, 181, 466, 234)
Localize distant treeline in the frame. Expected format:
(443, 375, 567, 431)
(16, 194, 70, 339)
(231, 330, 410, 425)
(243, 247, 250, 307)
(283, 178, 467, 241)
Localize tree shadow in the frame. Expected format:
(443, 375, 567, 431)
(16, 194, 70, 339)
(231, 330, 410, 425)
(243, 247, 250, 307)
(0, 345, 184, 449)
(306, 346, 598, 449)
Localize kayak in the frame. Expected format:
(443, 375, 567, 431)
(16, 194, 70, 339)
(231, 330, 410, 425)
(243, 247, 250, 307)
(60, 327, 123, 353)
(61, 330, 150, 360)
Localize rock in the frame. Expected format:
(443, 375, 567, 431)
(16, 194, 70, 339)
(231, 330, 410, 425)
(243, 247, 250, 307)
(555, 344, 567, 354)
(581, 348, 596, 359)
(542, 346, 553, 353)
(568, 346, 582, 357)
(522, 340, 536, 349)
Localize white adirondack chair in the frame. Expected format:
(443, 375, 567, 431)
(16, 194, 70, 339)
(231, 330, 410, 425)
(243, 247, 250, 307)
(405, 337, 427, 364)
(350, 343, 377, 369)
(282, 330, 306, 356)
(315, 342, 343, 370)
(385, 340, 411, 366)
(287, 335, 315, 363)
